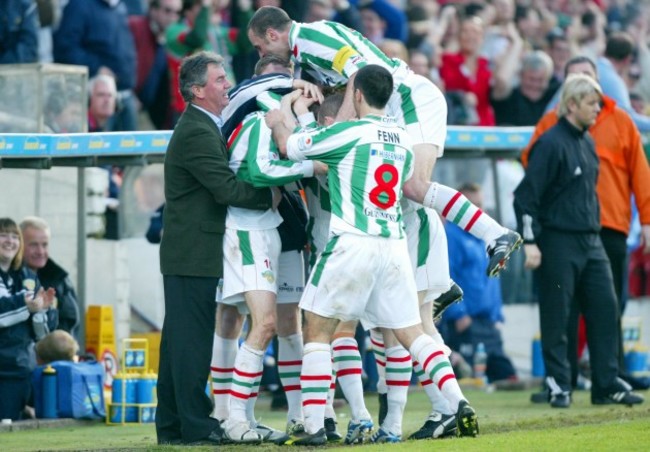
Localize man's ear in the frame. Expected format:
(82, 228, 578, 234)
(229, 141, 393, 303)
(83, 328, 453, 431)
(267, 28, 279, 42)
(192, 84, 203, 100)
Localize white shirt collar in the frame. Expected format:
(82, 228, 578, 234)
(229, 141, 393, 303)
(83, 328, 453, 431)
(192, 104, 224, 130)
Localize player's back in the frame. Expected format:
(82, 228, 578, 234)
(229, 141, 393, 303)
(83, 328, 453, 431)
(288, 115, 413, 239)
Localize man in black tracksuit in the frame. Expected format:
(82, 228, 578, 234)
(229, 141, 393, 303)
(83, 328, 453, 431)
(513, 74, 644, 408)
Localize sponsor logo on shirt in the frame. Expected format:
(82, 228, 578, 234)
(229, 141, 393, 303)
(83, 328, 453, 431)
(298, 135, 313, 150)
(370, 148, 405, 161)
(261, 270, 275, 283)
(363, 207, 398, 222)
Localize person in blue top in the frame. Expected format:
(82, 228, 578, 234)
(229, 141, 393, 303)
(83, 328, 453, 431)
(0, 0, 39, 64)
(441, 183, 517, 384)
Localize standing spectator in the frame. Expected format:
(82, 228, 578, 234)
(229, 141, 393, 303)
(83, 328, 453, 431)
(88, 74, 118, 132)
(0, 0, 40, 63)
(546, 29, 572, 86)
(129, 0, 182, 129)
(20, 216, 80, 340)
(156, 51, 277, 445)
(0, 218, 57, 421)
(481, 0, 516, 63)
(597, 32, 650, 133)
(514, 74, 644, 408)
(440, 16, 496, 126)
(441, 183, 517, 384)
(358, 0, 407, 43)
(53, 0, 138, 131)
(492, 50, 559, 126)
(523, 55, 650, 391)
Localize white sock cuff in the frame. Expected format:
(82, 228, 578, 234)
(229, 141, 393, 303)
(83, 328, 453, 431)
(332, 336, 357, 347)
(241, 342, 265, 357)
(304, 342, 331, 354)
(385, 344, 409, 357)
(422, 182, 439, 210)
(409, 334, 432, 360)
(214, 334, 238, 349)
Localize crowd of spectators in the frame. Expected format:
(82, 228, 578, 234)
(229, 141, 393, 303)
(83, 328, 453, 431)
(2, 0, 650, 131)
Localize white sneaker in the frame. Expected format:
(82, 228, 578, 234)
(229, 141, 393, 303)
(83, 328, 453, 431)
(223, 419, 263, 444)
(252, 421, 289, 444)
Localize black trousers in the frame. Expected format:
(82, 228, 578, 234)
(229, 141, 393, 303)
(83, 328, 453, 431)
(537, 230, 620, 397)
(156, 275, 220, 443)
(567, 228, 629, 385)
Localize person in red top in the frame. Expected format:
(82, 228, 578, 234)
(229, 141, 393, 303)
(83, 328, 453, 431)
(523, 55, 650, 392)
(440, 15, 495, 126)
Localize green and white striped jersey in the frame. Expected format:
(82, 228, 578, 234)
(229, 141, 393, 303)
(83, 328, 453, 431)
(226, 93, 314, 230)
(289, 20, 409, 88)
(287, 115, 413, 239)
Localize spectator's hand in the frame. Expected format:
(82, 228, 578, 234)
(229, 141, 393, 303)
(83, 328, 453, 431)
(237, 0, 252, 11)
(42, 288, 56, 309)
(25, 288, 44, 313)
(313, 161, 328, 175)
(641, 225, 650, 254)
(524, 244, 542, 269)
(271, 186, 282, 211)
(455, 315, 472, 333)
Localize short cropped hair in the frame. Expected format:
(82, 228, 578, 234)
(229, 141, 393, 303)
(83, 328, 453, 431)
(179, 51, 224, 103)
(254, 54, 292, 76)
(521, 50, 553, 76)
(0, 218, 23, 270)
(564, 55, 597, 78)
(20, 216, 51, 237)
(317, 93, 345, 125)
(35, 330, 79, 364)
(605, 32, 634, 61)
(353, 65, 393, 109)
(248, 6, 292, 37)
(557, 73, 602, 117)
(88, 74, 117, 97)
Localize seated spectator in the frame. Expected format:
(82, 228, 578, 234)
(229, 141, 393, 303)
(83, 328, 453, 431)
(378, 38, 408, 61)
(492, 50, 559, 126)
(1, 218, 57, 421)
(35, 330, 79, 364)
(88, 74, 118, 133)
(440, 185, 517, 384)
(546, 29, 572, 86)
(0, 0, 39, 63)
(20, 216, 80, 340)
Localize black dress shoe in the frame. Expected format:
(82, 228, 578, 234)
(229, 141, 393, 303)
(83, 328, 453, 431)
(550, 392, 571, 408)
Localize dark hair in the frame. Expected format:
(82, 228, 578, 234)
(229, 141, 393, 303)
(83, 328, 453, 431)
(317, 93, 345, 125)
(0, 218, 23, 270)
(248, 6, 292, 37)
(254, 54, 291, 76)
(353, 65, 393, 109)
(179, 51, 224, 102)
(605, 32, 634, 61)
(564, 55, 597, 78)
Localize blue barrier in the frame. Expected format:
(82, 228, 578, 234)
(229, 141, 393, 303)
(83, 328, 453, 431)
(0, 127, 533, 159)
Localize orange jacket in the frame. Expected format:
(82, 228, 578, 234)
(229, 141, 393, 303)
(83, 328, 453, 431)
(522, 95, 650, 235)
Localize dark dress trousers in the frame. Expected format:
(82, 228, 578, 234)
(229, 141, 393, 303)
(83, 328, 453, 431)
(156, 104, 271, 443)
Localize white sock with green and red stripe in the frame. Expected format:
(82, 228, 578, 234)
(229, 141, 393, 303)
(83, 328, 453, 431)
(245, 359, 263, 424)
(383, 345, 412, 436)
(229, 343, 264, 423)
(210, 334, 238, 420)
(413, 359, 453, 415)
(278, 333, 304, 423)
(409, 335, 465, 412)
(424, 183, 505, 245)
(370, 329, 387, 395)
(332, 337, 370, 421)
(325, 367, 337, 419)
(301, 342, 332, 434)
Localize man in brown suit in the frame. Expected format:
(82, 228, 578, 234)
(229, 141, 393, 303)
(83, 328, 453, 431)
(156, 51, 279, 445)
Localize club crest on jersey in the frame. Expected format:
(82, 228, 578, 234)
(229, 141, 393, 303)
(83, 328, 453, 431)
(261, 270, 275, 283)
(298, 135, 313, 150)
